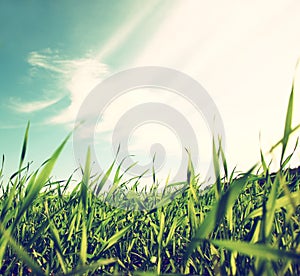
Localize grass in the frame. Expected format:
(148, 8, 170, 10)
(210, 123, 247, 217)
(0, 88, 300, 275)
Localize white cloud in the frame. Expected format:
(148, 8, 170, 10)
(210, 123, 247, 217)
(28, 49, 67, 74)
(26, 49, 109, 123)
(9, 97, 62, 113)
(49, 58, 109, 125)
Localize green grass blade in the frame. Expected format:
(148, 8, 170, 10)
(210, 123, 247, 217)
(99, 225, 131, 254)
(19, 121, 30, 170)
(280, 86, 294, 165)
(0, 222, 45, 275)
(15, 133, 71, 224)
(164, 217, 177, 247)
(45, 201, 68, 274)
(265, 174, 280, 239)
(80, 214, 87, 265)
(94, 159, 116, 195)
(60, 258, 117, 276)
(245, 190, 300, 220)
(213, 138, 221, 198)
(219, 139, 228, 180)
(81, 147, 91, 211)
(209, 239, 300, 262)
(184, 165, 256, 261)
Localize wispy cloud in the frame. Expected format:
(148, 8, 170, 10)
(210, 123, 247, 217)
(25, 49, 109, 123)
(49, 57, 109, 125)
(9, 97, 62, 113)
(28, 49, 67, 74)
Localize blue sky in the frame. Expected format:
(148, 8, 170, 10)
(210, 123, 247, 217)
(1, 0, 300, 184)
(0, 0, 177, 181)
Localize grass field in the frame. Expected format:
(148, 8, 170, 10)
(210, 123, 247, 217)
(0, 88, 300, 275)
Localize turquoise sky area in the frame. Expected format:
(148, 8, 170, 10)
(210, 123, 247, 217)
(1, 1, 300, 184)
(0, 0, 174, 180)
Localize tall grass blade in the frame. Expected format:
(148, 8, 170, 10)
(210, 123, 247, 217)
(209, 239, 300, 262)
(19, 121, 30, 170)
(184, 166, 256, 261)
(280, 87, 294, 165)
(15, 133, 71, 224)
(212, 138, 221, 199)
